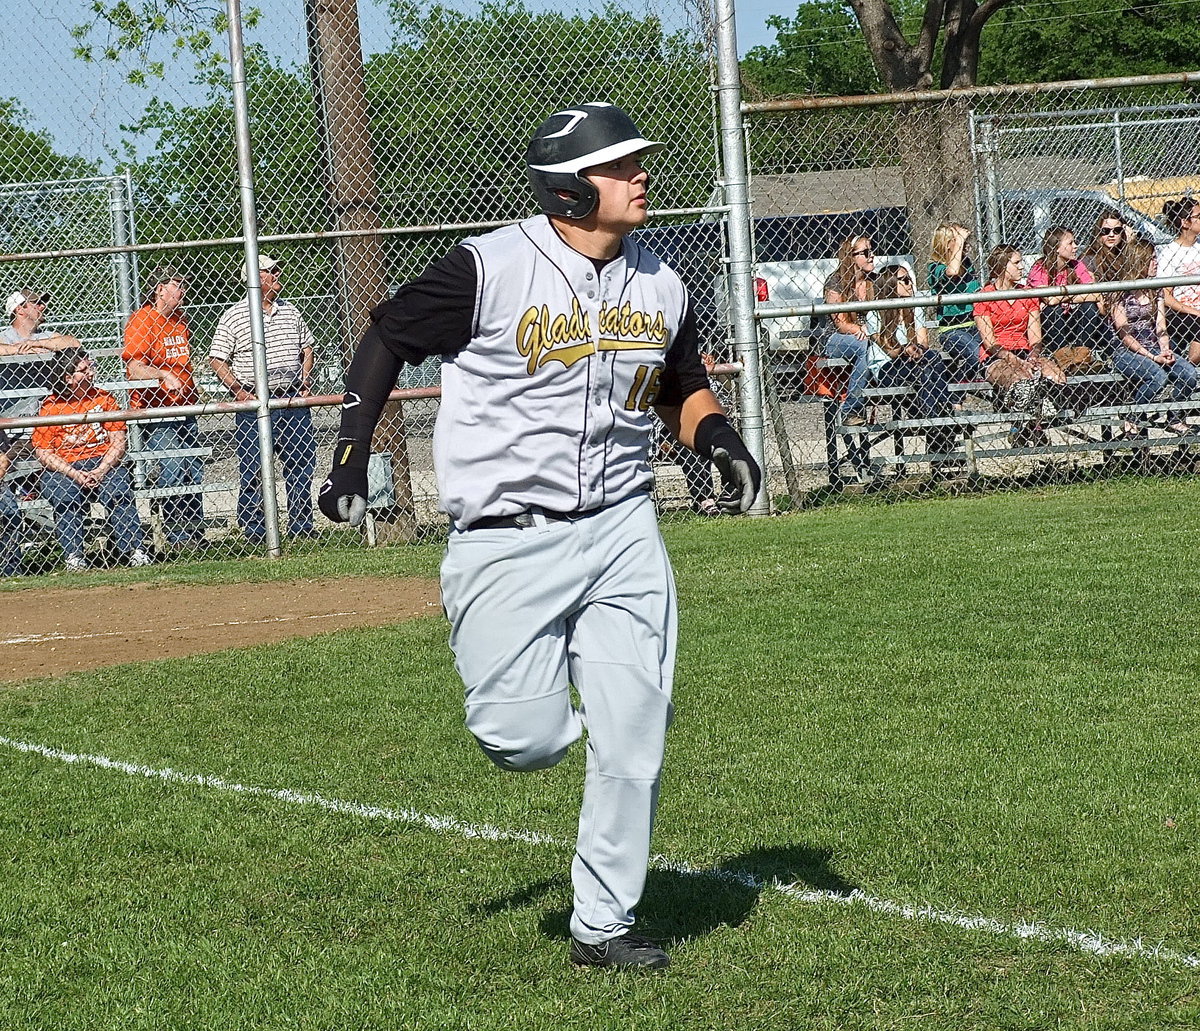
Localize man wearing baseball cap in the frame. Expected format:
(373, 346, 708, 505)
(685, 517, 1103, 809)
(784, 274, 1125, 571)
(122, 265, 206, 547)
(210, 254, 317, 541)
(1, 289, 81, 356)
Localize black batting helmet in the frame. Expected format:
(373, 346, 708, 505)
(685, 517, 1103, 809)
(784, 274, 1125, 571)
(525, 102, 665, 219)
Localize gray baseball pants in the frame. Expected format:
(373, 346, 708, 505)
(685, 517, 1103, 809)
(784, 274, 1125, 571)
(440, 492, 677, 943)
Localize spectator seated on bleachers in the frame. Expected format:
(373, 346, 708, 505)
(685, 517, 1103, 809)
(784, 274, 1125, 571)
(819, 234, 877, 427)
(1028, 226, 1112, 368)
(974, 244, 1067, 445)
(1157, 197, 1200, 366)
(1109, 239, 1198, 437)
(31, 348, 153, 571)
(1080, 211, 1134, 303)
(867, 264, 958, 466)
(1, 288, 82, 356)
(0, 429, 23, 576)
(927, 222, 983, 381)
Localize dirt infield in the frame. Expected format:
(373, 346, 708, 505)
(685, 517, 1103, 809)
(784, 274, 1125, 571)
(0, 576, 441, 682)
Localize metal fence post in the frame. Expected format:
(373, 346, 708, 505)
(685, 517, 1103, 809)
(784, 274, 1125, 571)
(713, 0, 768, 515)
(226, 0, 282, 557)
(108, 174, 145, 490)
(974, 116, 1002, 249)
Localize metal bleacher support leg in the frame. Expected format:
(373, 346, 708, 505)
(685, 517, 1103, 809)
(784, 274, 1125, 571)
(761, 363, 802, 506)
(821, 399, 843, 485)
(963, 425, 978, 478)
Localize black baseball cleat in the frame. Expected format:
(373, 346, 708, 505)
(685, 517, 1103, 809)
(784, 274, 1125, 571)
(570, 932, 670, 970)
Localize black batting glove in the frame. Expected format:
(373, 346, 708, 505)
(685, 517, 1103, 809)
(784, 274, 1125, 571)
(318, 438, 370, 526)
(694, 413, 761, 515)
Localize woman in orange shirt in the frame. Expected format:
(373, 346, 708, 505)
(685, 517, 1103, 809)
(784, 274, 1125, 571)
(973, 244, 1066, 444)
(32, 349, 152, 571)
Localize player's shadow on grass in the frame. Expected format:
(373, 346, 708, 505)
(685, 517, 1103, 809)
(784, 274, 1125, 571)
(632, 844, 860, 943)
(475, 844, 857, 945)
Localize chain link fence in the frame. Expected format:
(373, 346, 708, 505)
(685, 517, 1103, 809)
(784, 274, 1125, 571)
(0, 0, 734, 577)
(3, 1, 1200, 578)
(743, 75, 1200, 507)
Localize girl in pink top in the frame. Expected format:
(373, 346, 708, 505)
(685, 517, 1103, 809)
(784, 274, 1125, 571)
(1027, 226, 1109, 368)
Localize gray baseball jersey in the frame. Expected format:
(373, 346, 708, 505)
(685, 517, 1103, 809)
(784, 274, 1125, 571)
(435, 216, 688, 526)
(342, 215, 707, 529)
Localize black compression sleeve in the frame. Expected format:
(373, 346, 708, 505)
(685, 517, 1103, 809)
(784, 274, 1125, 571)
(338, 246, 478, 445)
(369, 246, 477, 364)
(338, 336, 405, 444)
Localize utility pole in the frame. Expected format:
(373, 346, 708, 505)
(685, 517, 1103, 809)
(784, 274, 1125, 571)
(306, 0, 416, 540)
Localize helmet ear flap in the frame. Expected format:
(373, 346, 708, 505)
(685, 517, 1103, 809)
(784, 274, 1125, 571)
(526, 169, 599, 220)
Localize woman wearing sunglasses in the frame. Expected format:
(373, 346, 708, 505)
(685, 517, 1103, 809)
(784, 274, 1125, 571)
(1081, 211, 1131, 292)
(820, 234, 877, 427)
(868, 264, 958, 466)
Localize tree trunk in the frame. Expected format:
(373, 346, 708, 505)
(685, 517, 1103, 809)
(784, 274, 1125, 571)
(893, 98, 976, 276)
(306, 0, 417, 541)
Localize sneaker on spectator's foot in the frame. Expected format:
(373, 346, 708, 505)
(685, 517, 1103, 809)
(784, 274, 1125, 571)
(127, 549, 154, 568)
(64, 553, 87, 571)
(840, 413, 867, 428)
(693, 498, 721, 518)
(570, 933, 670, 971)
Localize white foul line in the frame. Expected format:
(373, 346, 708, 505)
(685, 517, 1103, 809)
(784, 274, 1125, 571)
(2, 733, 1196, 971)
(0, 611, 370, 646)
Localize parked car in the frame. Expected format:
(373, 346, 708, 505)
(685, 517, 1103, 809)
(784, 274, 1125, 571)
(986, 187, 1172, 264)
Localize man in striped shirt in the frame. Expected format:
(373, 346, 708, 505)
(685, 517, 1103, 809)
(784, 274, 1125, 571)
(209, 255, 317, 541)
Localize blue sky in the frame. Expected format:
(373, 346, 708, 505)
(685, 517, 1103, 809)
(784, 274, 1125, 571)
(7, 0, 786, 166)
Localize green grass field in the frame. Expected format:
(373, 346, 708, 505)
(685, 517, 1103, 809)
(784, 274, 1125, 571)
(2, 478, 1198, 1030)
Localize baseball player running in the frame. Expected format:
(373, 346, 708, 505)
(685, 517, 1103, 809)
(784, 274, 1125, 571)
(318, 102, 760, 970)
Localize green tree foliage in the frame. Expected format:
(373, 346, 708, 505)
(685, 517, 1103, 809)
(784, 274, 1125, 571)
(0, 99, 101, 261)
(742, 1, 1016, 97)
(0, 99, 97, 184)
(70, 0, 258, 85)
(741, 0, 923, 99)
(369, 2, 715, 224)
(116, 3, 714, 232)
(110, 2, 715, 294)
(120, 47, 323, 244)
(743, 0, 1198, 98)
(115, 44, 329, 310)
(976, 0, 1197, 85)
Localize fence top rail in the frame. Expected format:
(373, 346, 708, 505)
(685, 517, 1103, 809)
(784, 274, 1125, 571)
(984, 102, 1200, 127)
(0, 387, 429, 432)
(742, 69, 1200, 116)
(0, 206, 729, 267)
